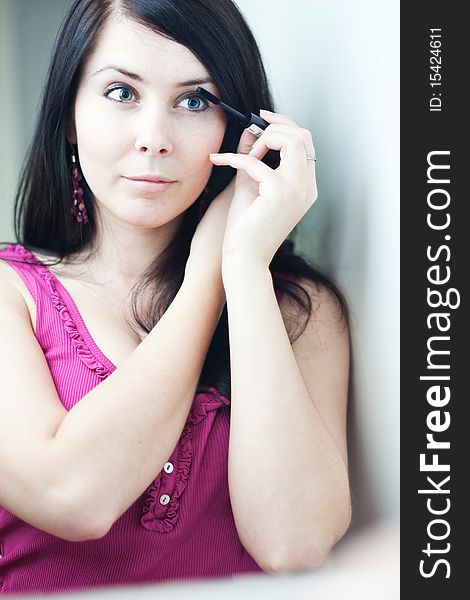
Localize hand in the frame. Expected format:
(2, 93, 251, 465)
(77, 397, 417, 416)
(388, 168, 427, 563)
(209, 109, 318, 269)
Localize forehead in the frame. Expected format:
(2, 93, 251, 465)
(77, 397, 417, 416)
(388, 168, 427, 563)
(83, 16, 209, 79)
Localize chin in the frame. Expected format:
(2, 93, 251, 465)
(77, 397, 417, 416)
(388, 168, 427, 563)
(122, 208, 186, 231)
(96, 193, 192, 230)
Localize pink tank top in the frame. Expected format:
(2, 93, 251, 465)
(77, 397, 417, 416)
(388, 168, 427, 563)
(0, 243, 265, 595)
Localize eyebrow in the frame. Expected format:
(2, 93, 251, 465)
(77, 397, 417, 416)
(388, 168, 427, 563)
(91, 65, 214, 87)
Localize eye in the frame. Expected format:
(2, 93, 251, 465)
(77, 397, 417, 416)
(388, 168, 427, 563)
(104, 85, 136, 103)
(178, 93, 209, 112)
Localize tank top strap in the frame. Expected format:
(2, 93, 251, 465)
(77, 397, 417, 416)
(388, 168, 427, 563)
(0, 243, 66, 309)
(0, 243, 114, 379)
(0, 243, 44, 303)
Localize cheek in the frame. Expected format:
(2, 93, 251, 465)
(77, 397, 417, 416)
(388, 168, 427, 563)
(73, 100, 125, 193)
(178, 118, 226, 183)
(179, 145, 215, 195)
(74, 94, 125, 158)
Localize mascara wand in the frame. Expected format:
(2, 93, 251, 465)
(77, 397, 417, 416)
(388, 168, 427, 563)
(196, 87, 269, 137)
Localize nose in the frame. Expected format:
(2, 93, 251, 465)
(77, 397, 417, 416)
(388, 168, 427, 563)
(134, 106, 174, 156)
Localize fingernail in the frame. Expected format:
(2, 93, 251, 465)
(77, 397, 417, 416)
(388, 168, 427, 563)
(259, 109, 272, 114)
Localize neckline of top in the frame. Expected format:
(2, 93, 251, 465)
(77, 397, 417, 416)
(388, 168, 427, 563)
(2, 243, 234, 404)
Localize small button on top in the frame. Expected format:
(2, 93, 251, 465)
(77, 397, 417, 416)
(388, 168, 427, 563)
(164, 462, 174, 474)
(159, 494, 170, 506)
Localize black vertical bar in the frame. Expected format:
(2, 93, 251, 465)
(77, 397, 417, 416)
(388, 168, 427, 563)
(401, 2, 466, 597)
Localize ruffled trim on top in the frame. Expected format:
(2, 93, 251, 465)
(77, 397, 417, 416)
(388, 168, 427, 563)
(6, 244, 111, 380)
(141, 420, 193, 533)
(189, 385, 230, 426)
(140, 386, 230, 533)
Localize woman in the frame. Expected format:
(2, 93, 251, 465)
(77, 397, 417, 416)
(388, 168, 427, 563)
(0, 0, 351, 594)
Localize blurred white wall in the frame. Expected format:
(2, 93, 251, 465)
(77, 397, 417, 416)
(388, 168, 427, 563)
(0, 0, 21, 240)
(0, 0, 73, 242)
(0, 0, 399, 583)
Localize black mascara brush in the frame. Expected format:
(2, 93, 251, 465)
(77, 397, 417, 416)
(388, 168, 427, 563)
(196, 87, 269, 137)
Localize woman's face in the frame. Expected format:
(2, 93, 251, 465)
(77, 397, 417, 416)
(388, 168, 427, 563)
(70, 16, 227, 230)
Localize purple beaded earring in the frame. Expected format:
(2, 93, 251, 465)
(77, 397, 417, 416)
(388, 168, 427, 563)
(70, 152, 88, 224)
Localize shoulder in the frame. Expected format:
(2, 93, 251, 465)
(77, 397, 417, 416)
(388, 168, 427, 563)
(0, 257, 35, 324)
(279, 276, 350, 463)
(0, 256, 25, 289)
(278, 276, 349, 347)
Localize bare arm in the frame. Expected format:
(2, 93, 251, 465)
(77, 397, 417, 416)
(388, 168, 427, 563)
(207, 104, 350, 573)
(223, 260, 351, 573)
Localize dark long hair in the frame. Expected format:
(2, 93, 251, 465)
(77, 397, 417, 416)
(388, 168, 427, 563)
(11, 0, 347, 398)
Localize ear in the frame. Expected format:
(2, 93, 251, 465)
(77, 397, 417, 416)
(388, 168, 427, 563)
(66, 110, 77, 145)
(67, 127, 77, 145)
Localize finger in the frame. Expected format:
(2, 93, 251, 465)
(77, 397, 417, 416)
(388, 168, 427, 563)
(237, 127, 259, 155)
(259, 109, 299, 127)
(235, 119, 286, 156)
(249, 124, 315, 161)
(247, 131, 316, 175)
(209, 152, 274, 184)
(236, 110, 301, 159)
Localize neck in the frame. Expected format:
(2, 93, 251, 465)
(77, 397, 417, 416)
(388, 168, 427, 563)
(77, 213, 184, 289)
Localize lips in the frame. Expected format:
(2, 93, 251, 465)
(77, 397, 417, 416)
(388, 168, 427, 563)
(125, 174, 176, 183)
(123, 175, 177, 193)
